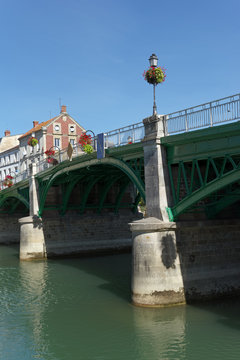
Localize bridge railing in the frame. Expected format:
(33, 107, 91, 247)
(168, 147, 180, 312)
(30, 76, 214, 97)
(0, 169, 29, 190)
(36, 144, 86, 173)
(165, 93, 240, 135)
(104, 122, 144, 147)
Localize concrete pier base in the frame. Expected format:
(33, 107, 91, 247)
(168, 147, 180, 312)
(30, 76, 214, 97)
(19, 216, 46, 260)
(130, 217, 185, 307)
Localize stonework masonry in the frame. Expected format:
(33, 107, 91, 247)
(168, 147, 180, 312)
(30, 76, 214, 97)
(131, 218, 240, 305)
(176, 219, 240, 301)
(0, 212, 142, 255)
(42, 212, 142, 256)
(0, 214, 20, 244)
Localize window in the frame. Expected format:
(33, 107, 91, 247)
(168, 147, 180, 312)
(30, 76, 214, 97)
(54, 138, 60, 148)
(70, 139, 75, 146)
(70, 125, 75, 133)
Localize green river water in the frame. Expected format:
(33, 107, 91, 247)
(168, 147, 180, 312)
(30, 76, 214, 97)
(0, 244, 240, 360)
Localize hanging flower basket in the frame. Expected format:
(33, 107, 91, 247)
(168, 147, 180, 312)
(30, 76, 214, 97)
(143, 66, 166, 85)
(45, 149, 55, 157)
(47, 157, 58, 165)
(45, 149, 58, 164)
(3, 175, 13, 187)
(83, 144, 93, 154)
(79, 133, 92, 147)
(28, 136, 38, 147)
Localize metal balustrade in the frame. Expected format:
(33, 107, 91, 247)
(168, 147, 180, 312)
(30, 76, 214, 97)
(104, 122, 144, 147)
(165, 93, 240, 135)
(1, 93, 239, 189)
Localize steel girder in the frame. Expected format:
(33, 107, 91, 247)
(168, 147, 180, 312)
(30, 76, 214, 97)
(168, 154, 240, 220)
(0, 189, 29, 213)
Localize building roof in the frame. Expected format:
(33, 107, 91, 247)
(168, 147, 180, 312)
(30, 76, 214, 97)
(0, 135, 22, 153)
(18, 117, 57, 140)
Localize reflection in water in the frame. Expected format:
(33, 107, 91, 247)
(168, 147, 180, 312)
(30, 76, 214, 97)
(19, 260, 51, 358)
(0, 246, 240, 360)
(132, 306, 186, 360)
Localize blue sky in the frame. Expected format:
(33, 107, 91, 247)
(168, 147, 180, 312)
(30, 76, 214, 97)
(0, 0, 239, 137)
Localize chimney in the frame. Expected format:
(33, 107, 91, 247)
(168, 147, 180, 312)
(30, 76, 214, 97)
(61, 105, 67, 113)
(4, 130, 10, 137)
(33, 121, 39, 127)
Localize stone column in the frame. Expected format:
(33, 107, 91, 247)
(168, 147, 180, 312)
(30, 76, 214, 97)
(130, 115, 185, 307)
(143, 114, 172, 221)
(130, 218, 185, 307)
(19, 163, 46, 260)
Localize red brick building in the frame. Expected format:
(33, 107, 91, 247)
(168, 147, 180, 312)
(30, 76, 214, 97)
(18, 105, 85, 172)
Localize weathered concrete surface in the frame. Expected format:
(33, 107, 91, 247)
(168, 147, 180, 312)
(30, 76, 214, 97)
(19, 216, 46, 260)
(130, 217, 185, 307)
(131, 217, 240, 307)
(142, 114, 172, 221)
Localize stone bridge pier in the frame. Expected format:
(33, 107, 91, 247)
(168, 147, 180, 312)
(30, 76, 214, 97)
(19, 163, 46, 260)
(130, 114, 185, 307)
(130, 115, 240, 307)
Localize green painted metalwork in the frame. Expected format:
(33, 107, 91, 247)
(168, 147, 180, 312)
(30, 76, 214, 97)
(162, 121, 240, 220)
(59, 175, 85, 215)
(0, 190, 29, 212)
(79, 175, 104, 214)
(170, 158, 240, 219)
(166, 207, 174, 222)
(37, 155, 145, 216)
(161, 121, 240, 164)
(98, 175, 122, 213)
(114, 179, 131, 213)
(206, 187, 240, 219)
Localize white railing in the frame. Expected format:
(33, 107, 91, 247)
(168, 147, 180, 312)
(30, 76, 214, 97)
(104, 122, 144, 147)
(36, 144, 86, 173)
(0, 169, 29, 190)
(165, 93, 240, 135)
(0, 144, 87, 190)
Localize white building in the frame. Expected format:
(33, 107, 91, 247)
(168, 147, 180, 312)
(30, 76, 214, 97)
(0, 130, 22, 182)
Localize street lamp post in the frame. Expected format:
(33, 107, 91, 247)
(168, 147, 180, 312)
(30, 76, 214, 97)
(149, 53, 158, 115)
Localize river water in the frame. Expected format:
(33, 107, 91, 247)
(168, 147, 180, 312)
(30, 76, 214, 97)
(0, 245, 240, 360)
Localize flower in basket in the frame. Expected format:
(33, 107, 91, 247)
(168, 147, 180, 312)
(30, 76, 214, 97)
(47, 157, 58, 165)
(28, 136, 38, 147)
(143, 66, 166, 85)
(45, 149, 55, 157)
(3, 175, 13, 187)
(79, 133, 92, 147)
(83, 144, 93, 154)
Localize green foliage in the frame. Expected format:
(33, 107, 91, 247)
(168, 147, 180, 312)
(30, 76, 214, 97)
(83, 144, 93, 154)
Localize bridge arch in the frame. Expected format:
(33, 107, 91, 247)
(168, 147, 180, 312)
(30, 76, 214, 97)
(0, 192, 29, 213)
(37, 157, 145, 217)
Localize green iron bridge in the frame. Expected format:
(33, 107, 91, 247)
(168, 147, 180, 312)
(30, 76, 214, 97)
(1, 93, 240, 222)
